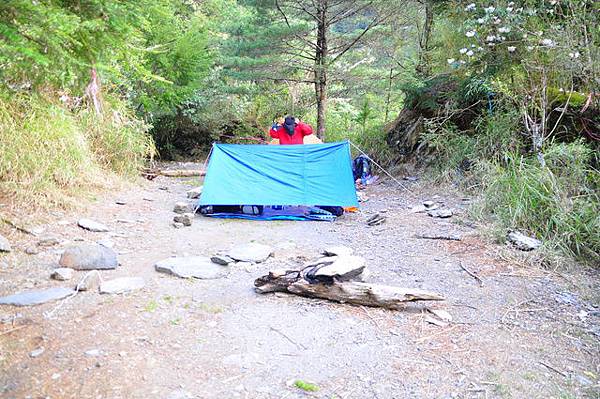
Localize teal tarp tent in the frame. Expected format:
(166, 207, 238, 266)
(199, 141, 358, 207)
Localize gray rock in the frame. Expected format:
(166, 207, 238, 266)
(173, 202, 192, 214)
(155, 257, 227, 279)
(0, 234, 11, 252)
(25, 246, 40, 255)
(115, 200, 127, 205)
(575, 374, 593, 386)
(211, 254, 234, 265)
(59, 244, 118, 270)
(172, 222, 184, 229)
(322, 245, 353, 257)
(78, 218, 109, 232)
(428, 209, 453, 218)
(99, 277, 145, 294)
(173, 213, 193, 226)
(0, 287, 74, 306)
(186, 186, 203, 199)
(51, 268, 74, 281)
(228, 243, 273, 263)
(508, 231, 542, 251)
(30, 347, 45, 358)
(423, 200, 435, 208)
(37, 236, 60, 247)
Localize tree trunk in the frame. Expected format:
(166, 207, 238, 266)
(315, 0, 328, 140)
(416, 0, 434, 77)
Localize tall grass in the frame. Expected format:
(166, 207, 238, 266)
(477, 142, 599, 264)
(0, 89, 155, 207)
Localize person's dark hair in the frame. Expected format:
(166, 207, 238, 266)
(283, 115, 296, 136)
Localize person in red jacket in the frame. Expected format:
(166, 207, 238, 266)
(269, 116, 313, 145)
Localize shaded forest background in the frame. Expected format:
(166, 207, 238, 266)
(0, 0, 598, 264)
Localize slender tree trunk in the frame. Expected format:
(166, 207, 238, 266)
(384, 67, 394, 122)
(416, 0, 434, 77)
(315, 0, 328, 140)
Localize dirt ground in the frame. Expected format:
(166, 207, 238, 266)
(1, 169, 599, 399)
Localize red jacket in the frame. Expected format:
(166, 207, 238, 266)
(269, 121, 313, 145)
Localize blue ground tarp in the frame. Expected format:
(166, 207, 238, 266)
(199, 142, 358, 207)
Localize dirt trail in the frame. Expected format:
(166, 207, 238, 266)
(1, 169, 599, 399)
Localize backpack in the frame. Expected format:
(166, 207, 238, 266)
(352, 155, 372, 183)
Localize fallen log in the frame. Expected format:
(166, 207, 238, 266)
(156, 169, 206, 177)
(255, 257, 444, 309)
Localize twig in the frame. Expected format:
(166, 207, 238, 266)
(459, 262, 483, 286)
(415, 325, 459, 343)
(416, 233, 461, 241)
(539, 361, 567, 377)
(269, 326, 307, 350)
(360, 306, 382, 329)
(0, 324, 30, 337)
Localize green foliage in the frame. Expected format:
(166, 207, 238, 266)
(294, 380, 320, 392)
(0, 88, 154, 206)
(478, 141, 599, 263)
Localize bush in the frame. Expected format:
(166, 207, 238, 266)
(478, 142, 599, 264)
(0, 89, 154, 206)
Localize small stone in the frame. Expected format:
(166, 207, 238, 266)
(76, 272, 100, 292)
(423, 200, 435, 208)
(29, 347, 45, 358)
(115, 200, 127, 205)
(172, 222, 184, 229)
(173, 202, 192, 214)
(78, 218, 110, 232)
(116, 218, 135, 224)
(84, 349, 101, 357)
(228, 243, 273, 263)
(173, 213, 193, 226)
(59, 244, 118, 270)
(211, 254, 234, 265)
(99, 277, 145, 294)
(57, 220, 71, 226)
(0, 234, 11, 252)
(51, 268, 74, 281)
(575, 374, 593, 386)
(508, 231, 542, 251)
(186, 186, 203, 199)
(322, 245, 353, 257)
(51, 373, 61, 380)
(410, 205, 427, 213)
(428, 209, 453, 218)
(155, 257, 227, 279)
(25, 246, 40, 255)
(0, 287, 75, 306)
(37, 236, 60, 247)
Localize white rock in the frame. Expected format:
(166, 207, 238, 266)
(51, 268, 74, 281)
(322, 245, 353, 257)
(507, 231, 542, 251)
(85, 349, 101, 357)
(228, 243, 273, 263)
(78, 218, 110, 232)
(29, 347, 45, 358)
(186, 186, 203, 199)
(99, 277, 145, 294)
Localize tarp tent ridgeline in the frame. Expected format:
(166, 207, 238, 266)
(199, 141, 358, 207)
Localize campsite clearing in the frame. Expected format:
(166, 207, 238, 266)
(0, 167, 598, 398)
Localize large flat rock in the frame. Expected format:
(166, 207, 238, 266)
(100, 277, 145, 294)
(228, 243, 273, 263)
(155, 257, 227, 279)
(78, 218, 110, 232)
(59, 244, 118, 270)
(0, 287, 74, 306)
